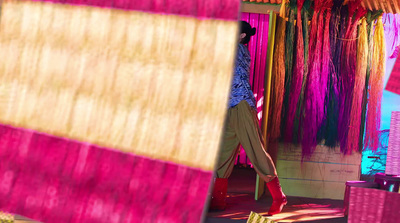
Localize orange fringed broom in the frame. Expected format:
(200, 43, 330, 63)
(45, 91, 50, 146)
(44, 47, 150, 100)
(268, 0, 286, 141)
(346, 18, 368, 154)
(365, 16, 386, 151)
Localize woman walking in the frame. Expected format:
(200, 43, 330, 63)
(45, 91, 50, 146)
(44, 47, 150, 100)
(210, 21, 287, 216)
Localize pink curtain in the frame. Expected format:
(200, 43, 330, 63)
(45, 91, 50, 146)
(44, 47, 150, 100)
(235, 13, 270, 166)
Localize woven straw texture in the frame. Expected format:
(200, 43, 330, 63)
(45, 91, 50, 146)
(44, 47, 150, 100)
(348, 187, 400, 223)
(32, 0, 241, 19)
(386, 111, 400, 175)
(0, 0, 241, 221)
(0, 211, 14, 222)
(0, 0, 239, 171)
(0, 124, 212, 222)
(246, 211, 276, 223)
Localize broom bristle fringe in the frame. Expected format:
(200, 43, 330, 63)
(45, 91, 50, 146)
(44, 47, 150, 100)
(364, 16, 386, 151)
(268, 0, 287, 141)
(346, 18, 368, 154)
(285, 0, 305, 143)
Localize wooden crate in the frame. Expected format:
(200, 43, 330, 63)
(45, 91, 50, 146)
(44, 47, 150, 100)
(276, 144, 362, 200)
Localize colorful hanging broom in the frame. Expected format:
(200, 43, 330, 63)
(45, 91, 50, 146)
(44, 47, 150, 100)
(338, 0, 366, 153)
(359, 10, 383, 151)
(268, 0, 287, 141)
(325, 0, 344, 148)
(302, 0, 327, 156)
(0, 0, 240, 222)
(346, 18, 368, 154)
(365, 15, 386, 151)
(284, 0, 305, 143)
(316, 0, 333, 142)
(293, 0, 312, 144)
(281, 0, 296, 140)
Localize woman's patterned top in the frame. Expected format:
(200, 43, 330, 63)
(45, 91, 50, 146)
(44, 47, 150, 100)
(228, 44, 257, 110)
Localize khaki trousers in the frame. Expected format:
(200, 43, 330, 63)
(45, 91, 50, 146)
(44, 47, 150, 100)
(216, 100, 277, 183)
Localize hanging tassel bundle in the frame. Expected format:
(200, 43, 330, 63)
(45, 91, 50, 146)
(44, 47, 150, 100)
(281, 0, 297, 140)
(359, 10, 383, 151)
(302, 0, 311, 78)
(365, 16, 386, 151)
(315, 3, 325, 130)
(337, 2, 356, 150)
(338, 0, 366, 153)
(293, 0, 312, 144)
(346, 18, 368, 154)
(325, 0, 344, 147)
(284, 0, 305, 143)
(317, 0, 333, 142)
(302, 0, 324, 156)
(268, 0, 287, 141)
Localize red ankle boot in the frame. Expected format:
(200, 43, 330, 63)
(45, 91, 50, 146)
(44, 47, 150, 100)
(266, 177, 287, 215)
(209, 178, 228, 210)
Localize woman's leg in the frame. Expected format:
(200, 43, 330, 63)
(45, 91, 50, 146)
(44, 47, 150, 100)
(232, 101, 287, 215)
(210, 109, 240, 210)
(231, 101, 277, 181)
(216, 124, 240, 179)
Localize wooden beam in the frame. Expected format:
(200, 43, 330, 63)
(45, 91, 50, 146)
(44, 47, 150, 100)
(241, 3, 281, 15)
(255, 11, 277, 201)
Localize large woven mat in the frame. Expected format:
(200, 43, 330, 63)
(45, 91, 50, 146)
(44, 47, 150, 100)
(348, 187, 400, 223)
(386, 111, 400, 175)
(246, 212, 276, 223)
(0, 0, 240, 222)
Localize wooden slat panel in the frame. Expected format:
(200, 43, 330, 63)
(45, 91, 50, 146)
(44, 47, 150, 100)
(365, 0, 374, 11)
(242, 2, 281, 14)
(371, 0, 380, 11)
(242, 0, 400, 14)
(393, 0, 400, 14)
(386, 0, 394, 13)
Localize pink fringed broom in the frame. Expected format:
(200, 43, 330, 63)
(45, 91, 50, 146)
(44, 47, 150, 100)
(318, 0, 333, 141)
(302, 0, 327, 156)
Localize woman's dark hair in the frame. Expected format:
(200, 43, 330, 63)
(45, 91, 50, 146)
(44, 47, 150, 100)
(240, 21, 256, 44)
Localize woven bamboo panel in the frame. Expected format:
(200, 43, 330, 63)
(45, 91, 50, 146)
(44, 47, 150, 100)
(0, 0, 239, 171)
(0, 124, 212, 222)
(386, 111, 400, 175)
(362, 0, 400, 14)
(246, 212, 276, 223)
(348, 187, 400, 223)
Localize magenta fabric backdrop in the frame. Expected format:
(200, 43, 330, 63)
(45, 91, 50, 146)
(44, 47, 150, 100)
(236, 13, 270, 166)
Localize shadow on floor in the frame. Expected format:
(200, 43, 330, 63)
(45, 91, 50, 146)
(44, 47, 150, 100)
(205, 167, 347, 223)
